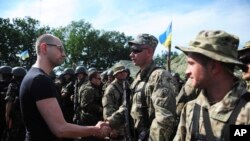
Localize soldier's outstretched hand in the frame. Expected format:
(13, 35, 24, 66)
(95, 121, 111, 138)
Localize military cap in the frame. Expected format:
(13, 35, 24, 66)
(238, 41, 250, 63)
(175, 30, 247, 71)
(128, 33, 158, 49)
(113, 65, 126, 76)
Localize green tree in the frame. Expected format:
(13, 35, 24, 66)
(154, 51, 179, 67)
(0, 17, 50, 68)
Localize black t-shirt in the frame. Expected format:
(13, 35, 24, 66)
(20, 67, 61, 141)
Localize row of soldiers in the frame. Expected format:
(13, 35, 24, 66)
(2, 32, 249, 141)
(0, 66, 27, 141)
(0, 63, 183, 141)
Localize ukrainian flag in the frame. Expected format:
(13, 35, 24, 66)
(17, 50, 29, 60)
(159, 22, 172, 48)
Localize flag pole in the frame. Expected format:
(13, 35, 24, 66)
(167, 44, 171, 73)
(159, 21, 172, 72)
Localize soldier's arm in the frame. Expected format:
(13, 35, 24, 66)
(150, 70, 177, 140)
(173, 103, 189, 141)
(79, 88, 95, 111)
(106, 102, 126, 129)
(102, 85, 117, 119)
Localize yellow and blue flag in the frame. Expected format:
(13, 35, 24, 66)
(16, 50, 29, 60)
(159, 21, 172, 48)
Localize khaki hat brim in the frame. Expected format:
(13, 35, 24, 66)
(113, 69, 125, 76)
(175, 46, 247, 69)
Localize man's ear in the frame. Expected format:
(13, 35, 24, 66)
(40, 42, 48, 54)
(210, 61, 221, 74)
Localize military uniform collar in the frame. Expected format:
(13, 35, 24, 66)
(195, 79, 247, 122)
(137, 61, 156, 81)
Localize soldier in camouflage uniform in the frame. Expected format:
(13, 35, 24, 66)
(102, 70, 114, 93)
(175, 78, 201, 118)
(60, 68, 75, 141)
(107, 33, 177, 141)
(4, 67, 26, 141)
(173, 30, 250, 141)
(172, 73, 184, 93)
(102, 65, 128, 140)
(0, 66, 12, 140)
(78, 70, 103, 141)
(73, 66, 88, 124)
(238, 41, 250, 92)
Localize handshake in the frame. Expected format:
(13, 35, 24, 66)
(94, 121, 118, 139)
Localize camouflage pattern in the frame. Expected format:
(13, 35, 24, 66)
(173, 80, 250, 141)
(102, 79, 126, 140)
(73, 77, 88, 123)
(78, 82, 103, 125)
(4, 80, 25, 141)
(108, 62, 177, 141)
(175, 78, 201, 117)
(175, 30, 247, 71)
(103, 79, 124, 119)
(128, 33, 158, 49)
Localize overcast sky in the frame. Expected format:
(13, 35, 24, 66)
(1, 0, 250, 56)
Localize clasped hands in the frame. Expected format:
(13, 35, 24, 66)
(95, 121, 118, 139)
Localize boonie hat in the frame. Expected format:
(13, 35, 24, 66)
(128, 33, 158, 49)
(113, 65, 126, 76)
(175, 30, 247, 71)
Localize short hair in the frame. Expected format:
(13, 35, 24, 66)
(35, 34, 58, 54)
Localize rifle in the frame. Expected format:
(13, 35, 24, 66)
(73, 80, 79, 123)
(123, 81, 132, 141)
(73, 80, 78, 112)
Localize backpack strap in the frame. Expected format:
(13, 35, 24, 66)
(139, 66, 161, 128)
(202, 107, 216, 141)
(191, 103, 201, 140)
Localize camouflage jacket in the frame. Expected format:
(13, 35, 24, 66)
(173, 80, 250, 141)
(102, 79, 124, 119)
(246, 80, 250, 92)
(108, 62, 177, 141)
(78, 82, 103, 121)
(175, 78, 201, 117)
(102, 79, 128, 137)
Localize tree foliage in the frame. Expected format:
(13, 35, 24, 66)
(1, 17, 182, 72)
(0, 17, 50, 68)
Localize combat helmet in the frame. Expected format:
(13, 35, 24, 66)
(0, 66, 12, 74)
(63, 68, 74, 75)
(107, 69, 113, 76)
(75, 66, 87, 75)
(88, 67, 97, 72)
(12, 67, 27, 77)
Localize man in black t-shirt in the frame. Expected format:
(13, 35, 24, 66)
(19, 34, 110, 141)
